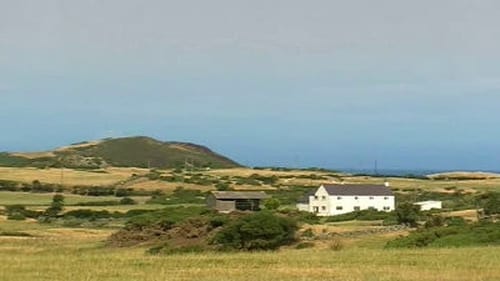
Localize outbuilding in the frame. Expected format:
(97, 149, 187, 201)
(207, 191, 270, 213)
(414, 200, 442, 211)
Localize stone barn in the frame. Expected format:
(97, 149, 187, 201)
(207, 191, 269, 213)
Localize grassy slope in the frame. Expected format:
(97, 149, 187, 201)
(0, 136, 240, 169)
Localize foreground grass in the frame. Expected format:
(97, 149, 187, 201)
(0, 229, 498, 281)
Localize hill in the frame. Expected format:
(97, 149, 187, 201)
(0, 136, 240, 169)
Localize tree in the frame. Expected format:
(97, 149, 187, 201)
(213, 211, 297, 250)
(264, 198, 280, 210)
(396, 202, 420, 227)
(482, 192, 500, 215)
(44, 194, 65, 217)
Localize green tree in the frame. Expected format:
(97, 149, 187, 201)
(213, 211, 297, 251)
(482, 192, 500, 215)
(44, 194, 65, 217)
(264, 198, 280, 210)
(396, 202, 420, 227)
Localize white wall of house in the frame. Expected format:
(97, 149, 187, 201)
(306, 185, 395, 216)
(414, 201, 442, 211)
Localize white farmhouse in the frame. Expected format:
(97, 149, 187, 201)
(298, 184, 395, 216)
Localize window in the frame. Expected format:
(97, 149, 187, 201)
(336, 206, 343, 210)
(337, 196, 342, 200)
(321, 206, 326, 211)
(369, 197, 374, 200)
(354, 206, 360, 211)
(321, 196, 326, 200)
(314, 195, 318, 200)
(383, 206, 391, 211)
(313, 207, 319, 213)
(384, 197, 389, 200)
(354, 196, 358, 200)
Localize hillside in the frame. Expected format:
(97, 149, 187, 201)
(0, 136, 240, 169)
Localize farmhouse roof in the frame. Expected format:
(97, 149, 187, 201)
(211, 191, 270, 200)
(322, 184, 393, 196)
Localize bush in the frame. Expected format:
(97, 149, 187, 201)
(119, 197, 137, 205)
(481, 192, 500, 215)
(277, 209, 320, 225)
(212, 211, 297, 251)
(64, 209, 119, 220)
(396, 203, 420, 227)
(44, 194, 64, 217)
(295, 242, 315, 249)
(5, 205, 41, 220)
(325, 209, 394, 223)
(264, 198, 280, 210)
(386, 221, 500, 248)
(329, 238, 344, 251)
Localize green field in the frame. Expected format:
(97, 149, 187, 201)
(0, 192, 120, 206)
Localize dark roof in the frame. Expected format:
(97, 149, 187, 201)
(297, 189, 316, 204)
(322, 184, 393, 196)
(211, 191, 270, 200)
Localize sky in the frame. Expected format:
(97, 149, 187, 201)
(1, 0, 500, 171)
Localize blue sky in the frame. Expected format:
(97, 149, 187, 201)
(1, 1, 500, 170)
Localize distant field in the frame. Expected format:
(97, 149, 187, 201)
(0, 192, 120, 206)
(0, 167, 148, 186)
(2, 166, 500, 194)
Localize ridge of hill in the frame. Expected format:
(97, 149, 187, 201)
(0, 136, 240, 169)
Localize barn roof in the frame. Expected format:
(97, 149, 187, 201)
(211, 191, 270, 200)
(322, 184, 393, 196)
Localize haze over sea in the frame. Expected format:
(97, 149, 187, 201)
(1, 1, 500, 171)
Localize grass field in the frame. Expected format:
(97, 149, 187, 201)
(0, 184, 499, 280)
(0, 167, 148, 186)
(0, 192, 120, 206)
(0, 228, 498, 281)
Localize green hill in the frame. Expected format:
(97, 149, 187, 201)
(0, 136, 240, 169)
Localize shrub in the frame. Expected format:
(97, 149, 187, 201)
(386, 221, 500, 248)
(481, 192, 500, 215)
(212, 211, 297, 251)
(295, 242, 315, 249)
(215, 182, 231, 191)
(329, 238, 344, 251)
(424, 215, 445, 228)
(119, 197, 137, 205)
(44, 194, 64, 217)
(264, 198, 280, 210)
(277, 209, 320, 225)
(396, 203, 420, 226)
(325, 209, 394, 223)
(64, 209, 119, 220)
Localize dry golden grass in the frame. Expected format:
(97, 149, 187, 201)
(0, 235, 498, 281)
(0, 210, 499, 281)
(10, 151, 56, 159)
(207, 168, 330, 177)
(54, 140, 102, 151)
(125, 179, 215, 192)
(443, 209, 480, 222)
(0, 167, 148, 186)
